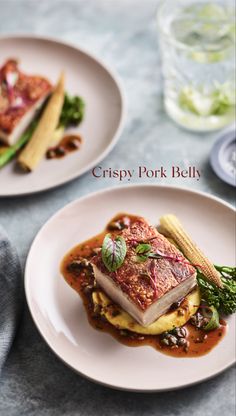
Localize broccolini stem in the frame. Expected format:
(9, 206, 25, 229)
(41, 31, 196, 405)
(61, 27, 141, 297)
(214, 265, 236, 280)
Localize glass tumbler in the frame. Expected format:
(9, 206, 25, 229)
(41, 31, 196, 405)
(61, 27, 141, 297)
(157, 0, 236, 131)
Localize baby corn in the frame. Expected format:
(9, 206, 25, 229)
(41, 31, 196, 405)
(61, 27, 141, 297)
(18, 72, 65, 171)
(160, 214, 223, 288)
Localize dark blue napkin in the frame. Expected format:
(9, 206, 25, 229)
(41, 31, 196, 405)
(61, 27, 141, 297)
(0, 226, 23, 372)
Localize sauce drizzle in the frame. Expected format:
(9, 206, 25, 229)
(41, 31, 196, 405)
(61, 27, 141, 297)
(46, 134, 82, 159)
(61, 213, 227, 358)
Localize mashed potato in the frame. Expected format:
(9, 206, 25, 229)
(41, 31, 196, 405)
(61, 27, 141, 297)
(92, 288, 200, 335)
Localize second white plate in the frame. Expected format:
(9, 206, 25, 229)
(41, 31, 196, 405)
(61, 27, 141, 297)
(24, 185, 236, 391)
(0, 36, 125, 196)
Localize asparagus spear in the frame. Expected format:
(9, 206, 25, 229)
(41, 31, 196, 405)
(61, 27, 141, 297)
(0, 121, 37, 168)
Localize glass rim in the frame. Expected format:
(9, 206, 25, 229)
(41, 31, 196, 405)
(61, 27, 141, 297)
(156, 0, 236, 52)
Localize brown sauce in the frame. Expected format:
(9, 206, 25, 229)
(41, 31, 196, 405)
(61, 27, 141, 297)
(60, 213, 227, 358)
(46, 134, 82, 159)
(0, 143, 9, 154)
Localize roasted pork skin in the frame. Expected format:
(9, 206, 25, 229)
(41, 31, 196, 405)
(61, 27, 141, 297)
(92, 216, 197, 326)
(0, 59, 52, 145)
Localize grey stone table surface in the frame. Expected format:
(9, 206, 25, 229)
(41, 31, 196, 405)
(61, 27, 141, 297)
(0, 0, 235, 415)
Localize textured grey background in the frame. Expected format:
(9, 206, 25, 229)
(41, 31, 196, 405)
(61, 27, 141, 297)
(0, 0, 235, 415)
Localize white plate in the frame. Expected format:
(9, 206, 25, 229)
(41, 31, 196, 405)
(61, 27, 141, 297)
(25, 185, 236, 391)
(0, 35, 125, 196)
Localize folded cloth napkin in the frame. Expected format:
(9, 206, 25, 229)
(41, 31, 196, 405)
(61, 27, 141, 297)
(0, 226, 23, 372)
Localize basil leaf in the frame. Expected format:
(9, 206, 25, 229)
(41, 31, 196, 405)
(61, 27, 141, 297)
(135, 243, 151, 262)
(203, 306, 220, 331)
(102, 234, 127, 272)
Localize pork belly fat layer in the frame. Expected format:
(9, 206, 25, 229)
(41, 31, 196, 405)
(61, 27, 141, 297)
(93, 265, 196, 326)
(0, 96, 48, 145)
(92, 216, 197, 326)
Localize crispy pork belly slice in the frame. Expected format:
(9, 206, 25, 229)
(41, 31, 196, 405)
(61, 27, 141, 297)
(0, 96, 49, 145)
(0, 59, 52, 145)
(92, 216, 197, 327)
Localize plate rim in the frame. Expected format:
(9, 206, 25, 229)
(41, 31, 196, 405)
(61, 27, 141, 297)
(24, 184, 236, 392)
(0, 34, 126, 197)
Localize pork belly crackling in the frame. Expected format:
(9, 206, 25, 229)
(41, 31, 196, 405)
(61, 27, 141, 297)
(91, 216, 197, 327)
(0, 59, 52, 145)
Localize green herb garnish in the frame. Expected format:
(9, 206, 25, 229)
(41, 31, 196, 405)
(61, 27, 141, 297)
(135, 243, 173, 263)
(59, 93, 85, 128)
(102, 234, 127, 272)
(135, 243, 152, 262)
(203, 306, 220, 331)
